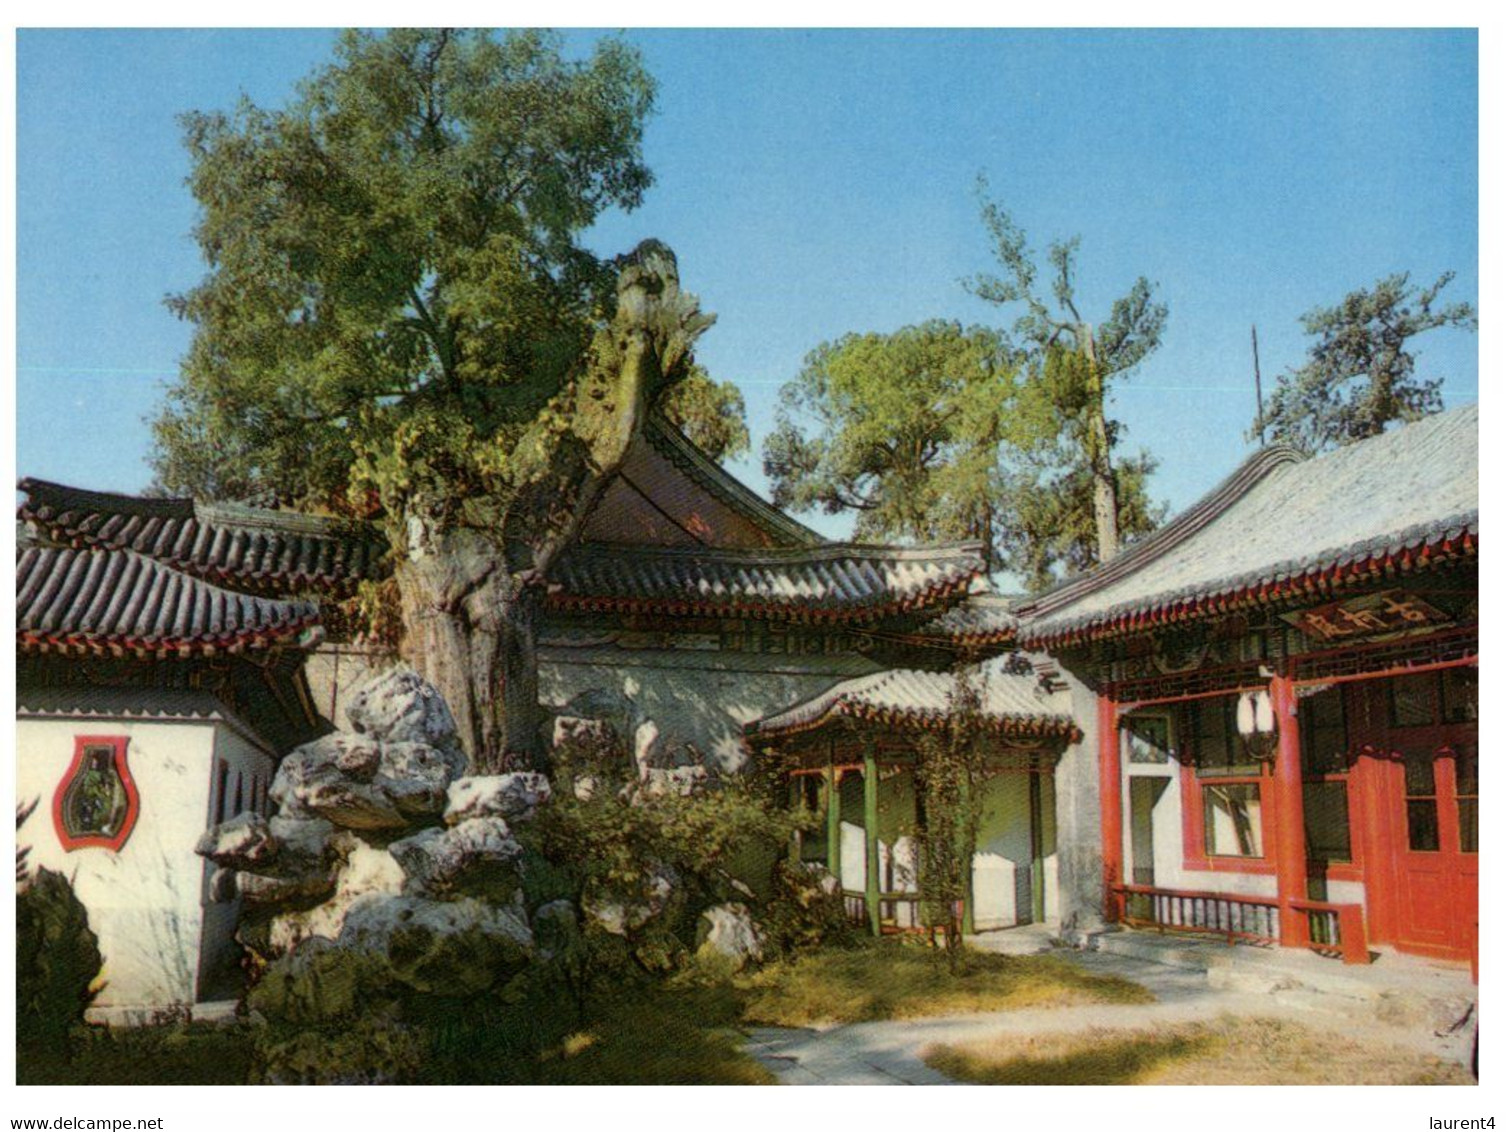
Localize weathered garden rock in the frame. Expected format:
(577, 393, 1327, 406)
(376, 741, 456, 819)
(196, 812, 277, 871)
(531, 900, 580, 958)
(801, 862, 842, 897)
(237, 869, 338, 907)
(336, 893, 534, 995)
(269, 734, 409, 831)
(582, 862, 679, 936)
(444, 773, 551, 826)
(268, 812, 337, 865)
(629, 765, 709, 802)
(266, 840, 405, 956)
(572, 775, 601, 801)
(388, 818, 523, 900)
(695, 902, 764, 970)
(344, 666, 467, 774)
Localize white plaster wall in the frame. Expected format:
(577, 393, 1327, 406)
(973, 773, 1032, 930)
(17, 717, 217, 1010)
(540, 643, 880, 773)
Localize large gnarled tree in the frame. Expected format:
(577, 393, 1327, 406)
(153, 29, 721, 770)
(969, 183, 1166, 568)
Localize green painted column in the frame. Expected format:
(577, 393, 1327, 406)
(959, 771, 975, 936)
(825, 766, 842, 880)
(1029, 770, 1046, 925)
(864, 745, 881, 937)
(787, 777, 802, 865)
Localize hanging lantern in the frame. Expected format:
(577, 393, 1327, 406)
(1237, 690, 1279, 761)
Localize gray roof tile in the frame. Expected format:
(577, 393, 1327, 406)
(18, 479, 386, 593)
(17, 546, 322, 656)
(747, 667, 1078, 739)
(551, 541, 987, 621)
(1016, 405, 1478, 645)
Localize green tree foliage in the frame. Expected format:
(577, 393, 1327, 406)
(1260, 272, 1477, 454)
(1002, 348, 1164, 592)
(659, 364, 750, 462)
(151, 30, 717, 769)
(913, 667, 986, 970)
(969, 184, 1167, 573)
(762, 320, 1020, 567)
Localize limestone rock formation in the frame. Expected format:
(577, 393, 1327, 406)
(444, 773, 551, 825)
(695, 902, 764, 970)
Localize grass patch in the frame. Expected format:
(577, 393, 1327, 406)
(925, 1016, 1474, 1085)
(18, 1023, 254, 1086)
(739, 939, 1152, 1027)
(519, 979, 775, 1085)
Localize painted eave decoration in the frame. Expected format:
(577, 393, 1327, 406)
(747, 667, 1081, 743)
(1012, 405, 1479, 650)
(549, 540, 991, 624)
(17, 545, 324, 658)
(53, 735, 140, 852)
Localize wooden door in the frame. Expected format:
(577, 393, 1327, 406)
(1359, 671, 1478, 963)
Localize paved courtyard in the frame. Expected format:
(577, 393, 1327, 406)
(742, 942, 1476, 1086)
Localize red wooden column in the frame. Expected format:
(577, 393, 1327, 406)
(1098, 694, 1124, 922)
(1270, 670, 1308, 947)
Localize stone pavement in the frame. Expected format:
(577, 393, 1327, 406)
(741, 946, 1475, 1085)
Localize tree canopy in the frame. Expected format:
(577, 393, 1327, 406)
(152, 29, 726, 769)
(762, 321, 1020, 566)
(1259, 271, 1477, 454)
(967, 185, 1167, 580)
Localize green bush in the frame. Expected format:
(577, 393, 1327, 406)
(17, 868, 103, 1057)
(759, 859, 855, 957)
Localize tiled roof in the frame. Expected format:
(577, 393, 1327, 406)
(914, 595, 1018, 647)
(548, 541, 988, 622)
(17, 479, 387, 594)
(17, 546, 323, 657)
(746, 667, 1079, 741)
(1015, 405, 1479, 646)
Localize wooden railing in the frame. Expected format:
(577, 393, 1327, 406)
(842, 889, 962, 936)
(1112, 883, 1369, 965)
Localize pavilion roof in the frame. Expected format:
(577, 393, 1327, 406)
(18, 478, 385, 595)
(549, 541, 988, 623)
(745, 667, 1079, 742)
(1013, 405, 1478, 648)
(17, 545, 323, 658)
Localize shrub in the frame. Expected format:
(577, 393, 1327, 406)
(17, 867, 103, 1057)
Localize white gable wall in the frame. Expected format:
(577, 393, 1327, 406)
(17, 715, 218, 1015)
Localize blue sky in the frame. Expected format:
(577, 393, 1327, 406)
(16, 28, 1479, 551)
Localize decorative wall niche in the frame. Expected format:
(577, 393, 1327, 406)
(53, 735, 140, 852)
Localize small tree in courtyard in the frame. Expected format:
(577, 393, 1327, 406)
(913, 665, 987, 970)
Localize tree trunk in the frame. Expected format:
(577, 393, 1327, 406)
(395, 517, 539, 773)
(1082, 328, 1120, 563)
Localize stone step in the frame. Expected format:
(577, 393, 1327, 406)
(1089, 928, 1476, 1027)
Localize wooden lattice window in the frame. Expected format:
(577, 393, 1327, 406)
(53, 736, 140, 852)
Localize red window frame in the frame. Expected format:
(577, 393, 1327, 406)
(52, 735, 141, 853)
(1179, 697, 1275, 875)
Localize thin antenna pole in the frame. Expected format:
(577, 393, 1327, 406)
(1251, 324, 1266, 445)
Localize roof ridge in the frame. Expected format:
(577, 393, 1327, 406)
(18, 477, 194, 520)
(1014, 443, 1304, 620)
(564, 538, 987, 565)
